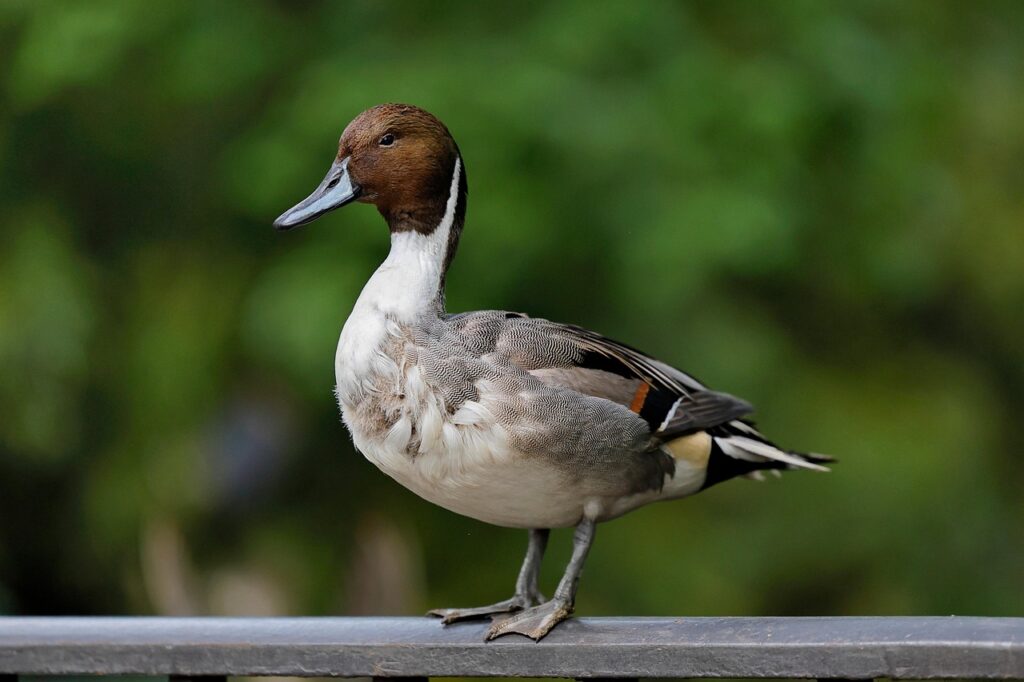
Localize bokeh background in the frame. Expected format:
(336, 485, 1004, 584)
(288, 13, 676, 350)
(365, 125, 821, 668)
(1, 0, 1023, 622)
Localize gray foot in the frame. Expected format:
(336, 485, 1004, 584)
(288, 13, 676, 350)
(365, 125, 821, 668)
(486, 598, 573, 641)
(428, 593, 541, 625)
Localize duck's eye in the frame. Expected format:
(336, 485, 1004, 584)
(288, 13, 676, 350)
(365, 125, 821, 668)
(379, 133, 396, 147)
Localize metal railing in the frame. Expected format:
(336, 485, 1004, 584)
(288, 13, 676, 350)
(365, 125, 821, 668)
(1, 616, 1023, 679)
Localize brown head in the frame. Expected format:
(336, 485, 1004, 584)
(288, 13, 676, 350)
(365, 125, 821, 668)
(273, 104, 467, 237)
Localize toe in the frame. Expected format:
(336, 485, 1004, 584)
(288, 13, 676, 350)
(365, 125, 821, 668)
(427, 597, 527, 625)
(485, 600, 572, 641)
(426, 609, 460, 625)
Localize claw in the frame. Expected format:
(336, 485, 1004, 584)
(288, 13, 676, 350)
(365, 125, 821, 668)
(486, 598, 573, 641)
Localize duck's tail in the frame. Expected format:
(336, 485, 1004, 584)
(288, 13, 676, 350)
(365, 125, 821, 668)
(699, 420, 834, 488)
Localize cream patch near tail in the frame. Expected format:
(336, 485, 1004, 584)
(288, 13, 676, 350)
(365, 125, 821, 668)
(659, 431, 712, 498)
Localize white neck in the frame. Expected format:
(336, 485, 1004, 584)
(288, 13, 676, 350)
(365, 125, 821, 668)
(354, 156, 461, 322)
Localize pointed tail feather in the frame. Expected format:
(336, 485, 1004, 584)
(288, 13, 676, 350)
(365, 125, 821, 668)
(717, 435, 831, 472)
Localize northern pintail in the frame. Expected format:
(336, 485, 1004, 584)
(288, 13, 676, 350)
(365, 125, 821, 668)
(273, 103, 830, 641)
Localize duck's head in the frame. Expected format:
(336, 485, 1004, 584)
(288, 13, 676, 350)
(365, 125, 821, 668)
(273, 103, 466, 234)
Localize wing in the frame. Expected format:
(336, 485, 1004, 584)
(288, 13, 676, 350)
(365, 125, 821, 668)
(447, 310, 830, 481)
(496, 314, 752, 437)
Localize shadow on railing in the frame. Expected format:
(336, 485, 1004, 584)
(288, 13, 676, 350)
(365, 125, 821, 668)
(1, 616, 1023, 680)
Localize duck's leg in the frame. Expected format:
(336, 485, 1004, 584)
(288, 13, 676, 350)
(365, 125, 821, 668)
(487, 516, 596, 641)
(428, 528, 550, 624)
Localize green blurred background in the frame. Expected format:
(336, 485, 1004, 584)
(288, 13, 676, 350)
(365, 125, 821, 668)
(1, 0, 1022, 621)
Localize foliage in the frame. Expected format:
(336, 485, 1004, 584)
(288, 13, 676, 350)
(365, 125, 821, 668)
(1, 0, 1022, 618)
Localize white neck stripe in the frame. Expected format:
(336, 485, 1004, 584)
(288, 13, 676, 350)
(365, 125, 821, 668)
(438, 156, 462, 242)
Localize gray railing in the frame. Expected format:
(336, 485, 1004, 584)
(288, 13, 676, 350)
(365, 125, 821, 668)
(1, 616, 1023, 679)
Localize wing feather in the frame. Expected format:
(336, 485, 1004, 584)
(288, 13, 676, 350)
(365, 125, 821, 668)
(446, 310, 831, 484)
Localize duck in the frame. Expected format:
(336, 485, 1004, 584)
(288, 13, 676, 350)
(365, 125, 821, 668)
(273, 103, 831, 641)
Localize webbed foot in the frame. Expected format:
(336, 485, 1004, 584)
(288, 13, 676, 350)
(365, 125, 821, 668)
(485, 598, 573, 641)
(428, 592, 543, 624)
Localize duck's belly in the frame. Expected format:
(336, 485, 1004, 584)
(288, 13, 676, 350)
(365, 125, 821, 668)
(342, 403, 711, 529)
(347, 407, 586, 528)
